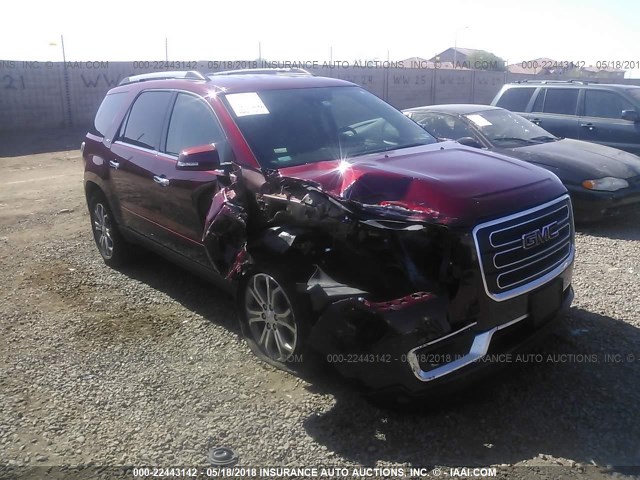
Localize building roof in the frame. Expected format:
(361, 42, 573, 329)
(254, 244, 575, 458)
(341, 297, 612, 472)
(429, 47, 485, 62)
(399, 57, 466, 69)
(450, 47, 484, 57)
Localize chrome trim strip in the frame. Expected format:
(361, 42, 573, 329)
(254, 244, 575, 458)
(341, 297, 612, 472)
(489, 204, 569, 248)
(472, 194, 574, 302)
(113, 141, 157, 155)
(158, 151, 177, 160)
(408, 314, 529, 382)
(425, 322, 478, 347)
(496, 241, 572, 289)
(492, 224, 570, 269)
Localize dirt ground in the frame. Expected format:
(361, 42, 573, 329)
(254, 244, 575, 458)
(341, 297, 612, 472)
(1, 130, 640, 480)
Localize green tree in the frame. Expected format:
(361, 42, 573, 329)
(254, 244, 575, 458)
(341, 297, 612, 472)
(465, 50, 507, 71)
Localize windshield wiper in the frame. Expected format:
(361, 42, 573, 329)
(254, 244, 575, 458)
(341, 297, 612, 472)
(530, 135, 558, 143)
(492, 137, 540, 145)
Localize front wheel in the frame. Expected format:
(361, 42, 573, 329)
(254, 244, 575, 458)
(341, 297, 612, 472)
(239, 267, 313, 371)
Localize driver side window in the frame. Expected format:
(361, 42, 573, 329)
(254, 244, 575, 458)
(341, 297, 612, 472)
(583, 90, 632, 120)
(164, 93, 225, 156)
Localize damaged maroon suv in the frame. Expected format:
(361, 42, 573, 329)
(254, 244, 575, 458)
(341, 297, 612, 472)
(83, 69, 575, 399)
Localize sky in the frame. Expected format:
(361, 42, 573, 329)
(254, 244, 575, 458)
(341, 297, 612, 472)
(1, 0, 639, 74)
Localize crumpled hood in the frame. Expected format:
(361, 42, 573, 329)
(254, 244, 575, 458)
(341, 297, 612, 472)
(497, 138, 640, 183)
(277, 142, 566, 226)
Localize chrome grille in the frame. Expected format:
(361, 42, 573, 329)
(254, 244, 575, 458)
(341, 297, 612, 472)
(473, 195, 574, 302)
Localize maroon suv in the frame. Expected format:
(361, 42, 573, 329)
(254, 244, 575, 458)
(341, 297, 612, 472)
(83, 69, 575, 400)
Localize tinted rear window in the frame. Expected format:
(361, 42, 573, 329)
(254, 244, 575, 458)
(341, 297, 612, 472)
(121, 91, 173, 150)
(92, 92, 128, 137)
(495, 87, 535, 111)
(543, 89, 578, 115)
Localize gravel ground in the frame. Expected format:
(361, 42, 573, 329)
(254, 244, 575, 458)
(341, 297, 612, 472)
(0, 137, 639, 479)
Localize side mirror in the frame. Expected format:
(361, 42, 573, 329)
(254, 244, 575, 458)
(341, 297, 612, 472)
(176, 144, 221, 171)
(176, 142, 235, 175)
(621, 110, 639, 122)
(456, 137, 483, 149)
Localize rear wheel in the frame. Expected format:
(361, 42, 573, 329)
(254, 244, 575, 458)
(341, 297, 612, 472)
(239, 266, 313, 371)
(89, 192, 131, 267)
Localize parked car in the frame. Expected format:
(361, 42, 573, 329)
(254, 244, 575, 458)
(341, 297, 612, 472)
(404, 104, 640, 222)
(491, 80, 640, 155)
(83, 69, 574, 401)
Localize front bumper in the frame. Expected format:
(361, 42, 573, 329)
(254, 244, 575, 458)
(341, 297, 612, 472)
(309, 272, 574, 398)
(407, 313, 527, 383)
(568, 184, 640, 222)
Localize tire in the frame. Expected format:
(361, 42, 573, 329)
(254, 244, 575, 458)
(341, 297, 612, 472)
(239, 265, 315, 373)
(88, 191, 131, 268)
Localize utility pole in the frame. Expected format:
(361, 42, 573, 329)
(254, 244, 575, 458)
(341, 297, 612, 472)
(165, 37, 168, 61)
(453, 25, 469, 69)
(60, 34, 72, 128)
(60, 34, 67, 64)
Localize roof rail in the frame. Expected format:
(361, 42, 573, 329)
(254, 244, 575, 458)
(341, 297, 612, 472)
(511, 79, 590, 85)
(118, 70, 206, 86)
(210, 68, 313, 77)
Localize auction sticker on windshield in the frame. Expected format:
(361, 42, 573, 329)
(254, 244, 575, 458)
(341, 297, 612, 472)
(226, 92, 270, 117)
(467, 114, 492, 127)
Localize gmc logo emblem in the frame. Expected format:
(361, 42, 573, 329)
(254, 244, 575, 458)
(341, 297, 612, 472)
(522, 221, 559, 249)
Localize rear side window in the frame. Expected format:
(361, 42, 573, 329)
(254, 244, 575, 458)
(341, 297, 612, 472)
(495, 88, 535, 111)
(92, 92, 128, 137)
(584, 90, 632, 119)
(121, 91, 173, 150)
(165, 93, 225, 155)
(542, 89, 578, 115)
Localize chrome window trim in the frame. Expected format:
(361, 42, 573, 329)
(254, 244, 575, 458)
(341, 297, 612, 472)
(112, 141, 158, 156)
(115, 88, 227, 156)
(472, 194, 574, 302)
(408, 314, 529, 382)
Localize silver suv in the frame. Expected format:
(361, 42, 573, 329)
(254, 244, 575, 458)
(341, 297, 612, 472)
(491, 81, 640, 155)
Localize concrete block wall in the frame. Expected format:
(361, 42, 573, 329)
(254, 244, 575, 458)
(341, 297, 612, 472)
(1, 60, 639, 132)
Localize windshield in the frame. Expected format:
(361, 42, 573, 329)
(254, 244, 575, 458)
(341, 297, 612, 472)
(465, 109, 557, 147)
(223, 86, 436, 168)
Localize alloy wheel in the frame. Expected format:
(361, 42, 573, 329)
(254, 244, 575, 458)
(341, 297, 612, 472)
(244, 273, 298, 361)
(93, 202, 114, 260)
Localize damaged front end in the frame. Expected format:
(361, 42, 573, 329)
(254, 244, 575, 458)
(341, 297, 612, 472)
(201, 157, 575, 399)
(202, 167, 500, 394)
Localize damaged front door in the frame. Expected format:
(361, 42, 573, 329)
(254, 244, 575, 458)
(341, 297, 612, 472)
(154, 92, 229, 266)
(202, 185, 249, 279)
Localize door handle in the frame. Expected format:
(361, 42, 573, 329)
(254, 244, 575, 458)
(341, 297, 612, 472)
(531, 118, 541, 125)
(153, 175, 170, 187)
(108, 160, 120, 169)
(580, 123, 595, 131)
